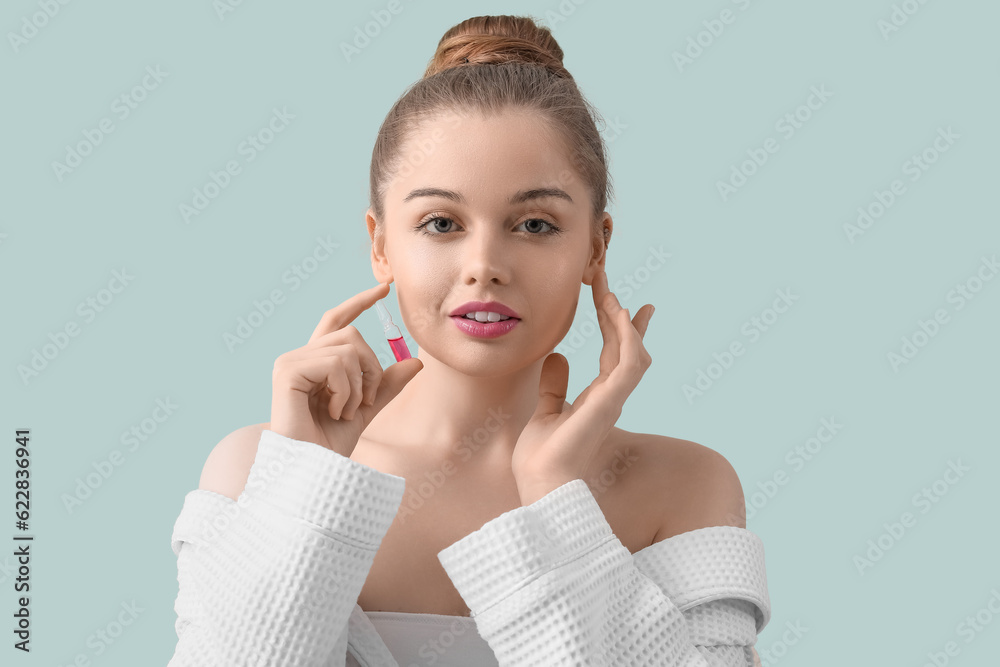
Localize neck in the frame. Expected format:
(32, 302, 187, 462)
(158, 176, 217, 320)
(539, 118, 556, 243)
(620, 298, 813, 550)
(369, 345, 555, 466)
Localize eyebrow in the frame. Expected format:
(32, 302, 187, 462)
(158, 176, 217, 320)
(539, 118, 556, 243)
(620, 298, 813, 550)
(402, 187, 573, 206)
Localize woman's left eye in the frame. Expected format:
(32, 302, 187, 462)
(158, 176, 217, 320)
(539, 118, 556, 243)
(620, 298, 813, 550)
(519, 219, 558, 234)
(415, 216, 562, 236)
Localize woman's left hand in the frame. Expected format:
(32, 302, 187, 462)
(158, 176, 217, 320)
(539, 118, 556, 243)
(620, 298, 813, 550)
(511, 266, 655, 506)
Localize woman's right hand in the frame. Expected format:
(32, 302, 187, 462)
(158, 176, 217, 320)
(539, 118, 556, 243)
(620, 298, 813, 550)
(270, 282, 423, 457)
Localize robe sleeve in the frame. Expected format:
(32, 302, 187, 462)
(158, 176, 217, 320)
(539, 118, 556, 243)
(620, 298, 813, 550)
(437, 478, 770, 666)
(167, 429, 406, 666)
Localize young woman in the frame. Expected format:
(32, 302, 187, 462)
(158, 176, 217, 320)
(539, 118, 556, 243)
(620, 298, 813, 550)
(169, 15, 770, 666)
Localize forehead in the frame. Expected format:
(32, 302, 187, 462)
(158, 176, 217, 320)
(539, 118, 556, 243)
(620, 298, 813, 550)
(386, 109, 585, 206)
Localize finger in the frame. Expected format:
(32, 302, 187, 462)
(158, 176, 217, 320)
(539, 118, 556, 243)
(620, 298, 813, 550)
(608, 307, 650, 387)
(570, 370, 603, 412)
(634, 304, 655, 339)
(309, 282, 391, 344)
(339, 352, 366, 421)
(591, 265, 610, 311)
(592, 269, 618, 347)
(360, 357, 424, 420)
(533, 353, 569, 418)
(310, 327, 384, 407)
(573, 305, 647, 417)
(626, 308, 654, 366)
(299, 346, 362, 420)
(599, 289, 625, 367)
(323, 357, 357, 420)
(572, 297, 625, 409)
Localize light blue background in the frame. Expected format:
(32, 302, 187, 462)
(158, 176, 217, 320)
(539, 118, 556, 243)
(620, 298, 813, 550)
(2, 1, 998, 665)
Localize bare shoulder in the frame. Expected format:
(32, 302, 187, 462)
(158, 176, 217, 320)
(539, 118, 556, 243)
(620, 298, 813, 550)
(198, 422, 271, 501)
(614, 428, 747, 542)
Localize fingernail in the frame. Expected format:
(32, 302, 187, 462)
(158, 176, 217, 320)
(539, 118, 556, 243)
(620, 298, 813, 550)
(650, 306, 655, 317)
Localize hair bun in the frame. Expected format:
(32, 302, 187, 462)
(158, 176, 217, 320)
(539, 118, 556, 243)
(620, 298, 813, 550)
(423, 15, 570, 80)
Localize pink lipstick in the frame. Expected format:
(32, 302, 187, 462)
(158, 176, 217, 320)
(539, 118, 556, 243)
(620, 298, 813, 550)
(448, 300, 521, 339)
(451, 315, 520, 338)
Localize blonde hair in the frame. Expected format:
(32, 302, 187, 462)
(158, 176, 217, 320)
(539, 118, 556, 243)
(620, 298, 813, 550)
(368, 14, 614, 245)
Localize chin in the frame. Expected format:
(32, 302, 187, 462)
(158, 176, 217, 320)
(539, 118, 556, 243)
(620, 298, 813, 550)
(427, 334, 553, 377)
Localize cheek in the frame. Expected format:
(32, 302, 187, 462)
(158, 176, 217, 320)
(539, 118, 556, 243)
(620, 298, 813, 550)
(396, 274, 451, 332)
(535, 257, 584, 297)
(533, 271, 583, 324)
(398, 289, 439, 333)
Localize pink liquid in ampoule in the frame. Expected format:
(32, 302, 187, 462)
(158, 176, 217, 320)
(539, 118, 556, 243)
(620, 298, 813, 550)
(376, 298, 411, 362)
(388, 336, 411, 361)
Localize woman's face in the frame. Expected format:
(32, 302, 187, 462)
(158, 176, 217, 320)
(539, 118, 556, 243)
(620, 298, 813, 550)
(370, 108, 607, 376)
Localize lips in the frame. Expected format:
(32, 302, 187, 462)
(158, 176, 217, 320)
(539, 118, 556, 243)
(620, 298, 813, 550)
(450, 314, 520, 339)
(449, 300, 520, 319)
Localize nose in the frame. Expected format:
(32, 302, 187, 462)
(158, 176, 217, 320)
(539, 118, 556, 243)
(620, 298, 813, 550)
(460, 225, 512, 286)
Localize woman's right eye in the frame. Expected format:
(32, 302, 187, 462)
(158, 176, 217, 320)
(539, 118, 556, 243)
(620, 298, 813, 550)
(415, 216, 457, 235)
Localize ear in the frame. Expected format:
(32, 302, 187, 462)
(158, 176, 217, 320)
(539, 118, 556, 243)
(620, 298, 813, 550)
(583, 212, 613, 286)
(367, 208, 394, 285)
